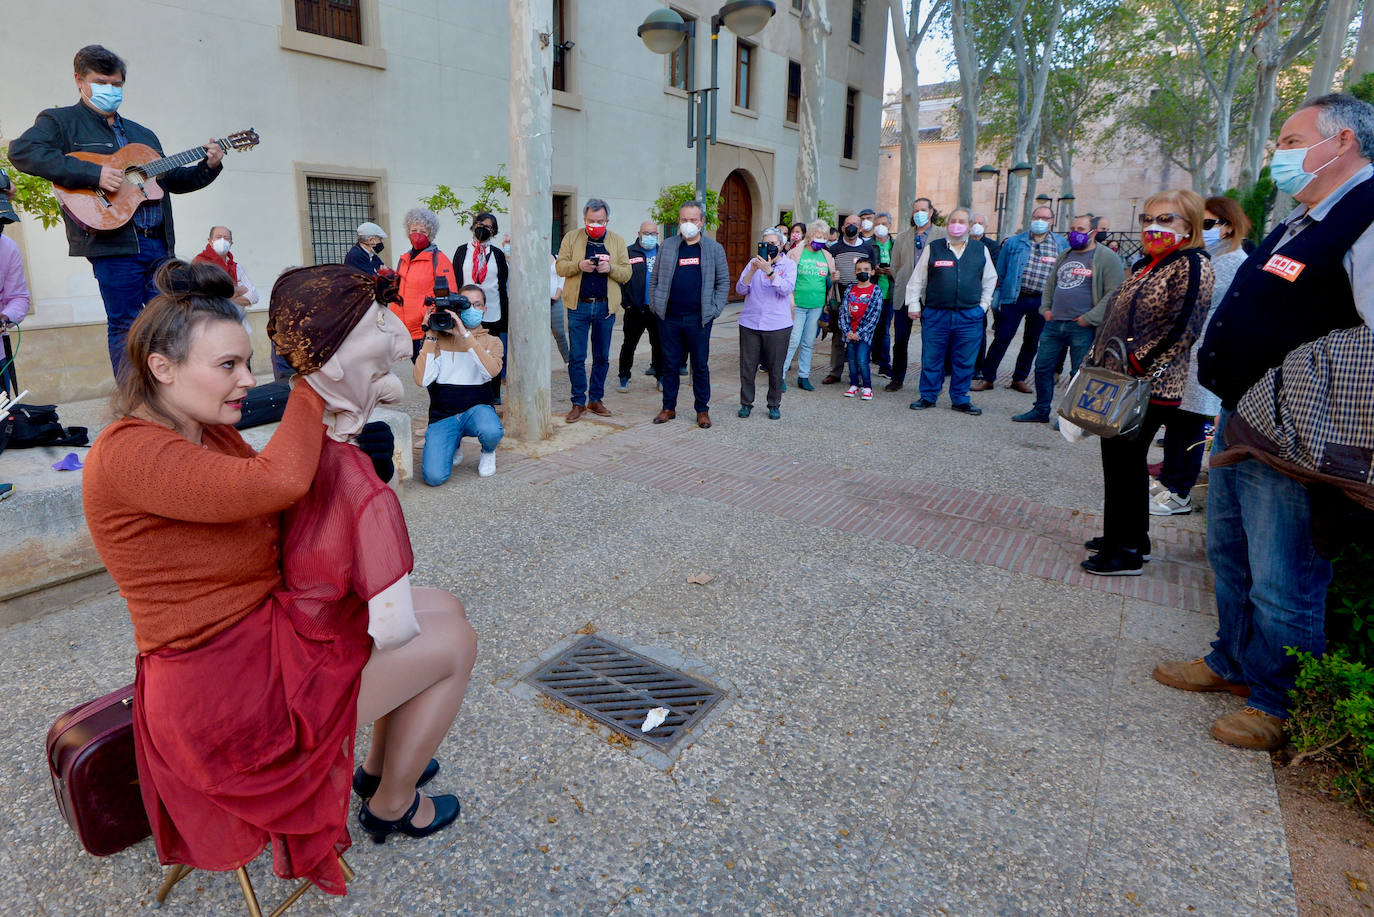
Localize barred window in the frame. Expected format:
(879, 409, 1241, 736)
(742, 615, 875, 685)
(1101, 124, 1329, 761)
(306, 177, 376, 265)
(295, 0, 363, 44)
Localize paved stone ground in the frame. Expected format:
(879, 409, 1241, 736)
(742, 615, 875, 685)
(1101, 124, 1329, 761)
(2, 308, 1294, 916)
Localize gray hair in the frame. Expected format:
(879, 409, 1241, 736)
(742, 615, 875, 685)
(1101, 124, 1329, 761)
(806, 218, 828, 237)
(761, 227, 783, 244)
(875, 212, 891, 221)
(1305, 93, 1374, 159)
(679, 199, 705, 220)
(403, 207, 439, 238)
(583, 198, 611, 217)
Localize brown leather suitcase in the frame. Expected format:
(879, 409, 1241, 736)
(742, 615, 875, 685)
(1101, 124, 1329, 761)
(46, 683, 151, 856)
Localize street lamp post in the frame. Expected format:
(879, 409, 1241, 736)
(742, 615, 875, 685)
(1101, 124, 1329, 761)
(975, 161, 1033, 239)
(639, 1, 776, 209)
(1057, 193, 1076, 231)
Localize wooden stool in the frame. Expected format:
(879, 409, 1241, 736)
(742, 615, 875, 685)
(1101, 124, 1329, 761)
(153, 856, 354, 916)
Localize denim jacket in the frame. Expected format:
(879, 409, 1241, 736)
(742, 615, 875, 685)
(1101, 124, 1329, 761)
(994, 230, 1067, 306)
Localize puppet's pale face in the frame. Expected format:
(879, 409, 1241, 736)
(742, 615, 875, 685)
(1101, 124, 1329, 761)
(312, 304, 412, 440)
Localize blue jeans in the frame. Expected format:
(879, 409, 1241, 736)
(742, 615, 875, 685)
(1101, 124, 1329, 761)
(1204, 408, 1333, 719)
(919, 307, 984, 405)
(89, 235, 168, 376)
(846, 339, 872, 388)
(1031, 319, 1096, 416)
(980, 292, 1046, 383)
(783, 306, 822, 379)
(421, 405, 504, 486)
(660, 312, 713, 412)
(566, 299, 615, 405)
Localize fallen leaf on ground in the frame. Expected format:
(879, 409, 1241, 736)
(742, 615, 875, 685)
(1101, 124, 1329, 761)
(687, 572, 713, 585)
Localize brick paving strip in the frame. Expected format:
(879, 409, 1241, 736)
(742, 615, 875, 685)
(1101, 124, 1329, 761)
(495, 420, 1215, 613)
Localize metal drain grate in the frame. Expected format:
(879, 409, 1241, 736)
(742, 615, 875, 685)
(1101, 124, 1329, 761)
(525, 636, 723, 750)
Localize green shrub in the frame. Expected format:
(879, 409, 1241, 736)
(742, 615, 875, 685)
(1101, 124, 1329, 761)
(1287, 648, 1374, 820)
(0, 145, 63, 229)
(1328, 543, 1374, 667)
(1350, 73, 1374, 106)
(420, 166, 510, 227)
(650, 183, 720, 231)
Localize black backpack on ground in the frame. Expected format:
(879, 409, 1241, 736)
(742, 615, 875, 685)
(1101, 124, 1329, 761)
(0, 403, 89, 456)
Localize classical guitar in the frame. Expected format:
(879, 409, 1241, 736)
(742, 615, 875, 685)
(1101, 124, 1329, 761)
(53, 129, 260, 233)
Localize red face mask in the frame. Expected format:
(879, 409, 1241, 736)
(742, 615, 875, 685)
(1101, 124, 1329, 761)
(586, 224, 607, 241)
(1141, 229, 1179, 257)
(409, 232, 430, 250)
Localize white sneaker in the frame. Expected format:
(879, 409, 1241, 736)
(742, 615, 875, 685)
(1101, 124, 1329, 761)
(1149, 479, 1166, 496)
(1149, 490, 1192, 515)
(452, 449, 462, 467)
(478, 451, 496, 477)
(843, 385, 859, 397)
(860, 387, 874, 401)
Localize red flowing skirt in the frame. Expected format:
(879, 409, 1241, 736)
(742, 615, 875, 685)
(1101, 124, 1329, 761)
(132, 592, 370, 895)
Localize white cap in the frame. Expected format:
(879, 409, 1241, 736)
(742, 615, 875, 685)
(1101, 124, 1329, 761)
(357, 221, 386, 238)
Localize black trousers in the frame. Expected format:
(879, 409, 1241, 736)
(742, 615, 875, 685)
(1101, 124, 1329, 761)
(1099, 403, 1179, 552)
(618, 306, 663, 379)
(1159, 409, 1211, 498)
(739, 326, 791, 409)
(891, 307, 915, 385)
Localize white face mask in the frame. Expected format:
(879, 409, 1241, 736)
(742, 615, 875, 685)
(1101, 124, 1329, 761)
(860, 219, 874, 232)
(874, 224, 890, 239)
(970, 223, 986, 237)
(679, 221, 701, 240)
(211, 238, 232, 255)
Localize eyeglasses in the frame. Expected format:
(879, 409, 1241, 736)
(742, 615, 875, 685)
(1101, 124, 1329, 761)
(1138, 213, 1188, 228)
(1201, 218, 1230, 230)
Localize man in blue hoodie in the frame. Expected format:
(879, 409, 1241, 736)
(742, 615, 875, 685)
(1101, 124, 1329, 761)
(971, 205, 1065, 392)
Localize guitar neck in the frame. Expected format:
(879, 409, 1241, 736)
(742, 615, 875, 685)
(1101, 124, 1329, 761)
(141, 140, 224, 178)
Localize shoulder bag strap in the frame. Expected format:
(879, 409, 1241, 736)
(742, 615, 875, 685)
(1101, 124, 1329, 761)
(1134, 251, 1203, 376)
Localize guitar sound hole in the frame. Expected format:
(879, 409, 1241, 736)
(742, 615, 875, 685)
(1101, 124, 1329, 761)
(123, 169, 147, 185)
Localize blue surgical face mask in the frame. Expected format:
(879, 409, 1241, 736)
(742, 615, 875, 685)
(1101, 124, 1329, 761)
(640, 234, 658, 250)
(86, 82, 123, 113)
(1030, 219, 1051, 235)
(913, 211, 930, 228)
(1270, 133, 1340, 196)
(1202, 226, 1222, 247)
(459, 307, 484, 329)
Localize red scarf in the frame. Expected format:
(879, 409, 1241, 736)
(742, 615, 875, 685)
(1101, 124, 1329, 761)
(471, 243, 488, 285)
(194, 243, 237, 286)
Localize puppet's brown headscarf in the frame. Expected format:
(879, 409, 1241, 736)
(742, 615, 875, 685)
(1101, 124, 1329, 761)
(268, 265, 401, 374)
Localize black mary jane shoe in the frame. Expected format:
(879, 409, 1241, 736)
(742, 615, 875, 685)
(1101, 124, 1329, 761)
(352, 757, 440, 799)
(358, 792, 461, 844)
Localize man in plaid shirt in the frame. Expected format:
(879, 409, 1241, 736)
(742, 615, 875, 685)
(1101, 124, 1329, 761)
(973, 205, 1066, 393)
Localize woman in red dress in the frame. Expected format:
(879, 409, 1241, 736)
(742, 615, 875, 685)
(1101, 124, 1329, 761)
(82, 261, 477, 895)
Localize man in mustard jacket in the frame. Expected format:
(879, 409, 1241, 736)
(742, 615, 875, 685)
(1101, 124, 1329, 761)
(555, 197, 633, 423)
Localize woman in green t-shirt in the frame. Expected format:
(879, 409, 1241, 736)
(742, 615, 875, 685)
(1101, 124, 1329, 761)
(782, 220, 836, 390)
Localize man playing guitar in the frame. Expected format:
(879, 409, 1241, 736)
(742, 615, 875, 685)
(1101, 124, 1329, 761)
(9, 45, 224, 377)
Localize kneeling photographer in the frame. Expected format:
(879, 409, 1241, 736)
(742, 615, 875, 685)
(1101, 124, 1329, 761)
(414, 282, 505, 484)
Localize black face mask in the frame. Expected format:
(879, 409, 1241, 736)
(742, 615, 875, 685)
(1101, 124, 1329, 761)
(473, 225, 493, 242)
(372, 240, 385, 253)
(1094, 230, 1109, 244)
(855, 271, 872, 282)
(843, 224, 859, 238)
(759, 242, 780, 260)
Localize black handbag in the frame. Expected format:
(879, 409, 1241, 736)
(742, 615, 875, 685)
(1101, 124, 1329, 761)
(0, 403, 89, 456)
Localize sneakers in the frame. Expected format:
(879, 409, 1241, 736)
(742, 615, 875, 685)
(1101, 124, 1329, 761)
(767, 406, 781, 420)
(797, 377, 815, 391)
(1210, 707, 1286, 751)
(452, 448, 462, 467)
(617, 378, 629, 393)
(1081, 549, 1144, 576)
(0, 483, 12, 502)
(1012, 410, 1051, 423)
(843, 385, 859, 397)
(1084, 536, 1151, 562)
(478, 451, 496, 477)
(738, 405, 752, 418)
(860, 388, 874, 401)
(1151, 658, 1250, 697)
(1149, 490, 1193, 515)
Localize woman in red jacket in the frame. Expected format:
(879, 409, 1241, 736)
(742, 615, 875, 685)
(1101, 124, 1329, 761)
(393, 206, 458, 360)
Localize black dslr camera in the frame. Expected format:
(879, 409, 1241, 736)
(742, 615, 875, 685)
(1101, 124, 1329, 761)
(423, 276, 470, 333)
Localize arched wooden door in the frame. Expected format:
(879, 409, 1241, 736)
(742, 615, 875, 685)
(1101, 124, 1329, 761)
(718, 171, 753, 302)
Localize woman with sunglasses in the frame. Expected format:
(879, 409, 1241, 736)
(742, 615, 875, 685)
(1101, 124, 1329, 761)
(1081, 190, 1215, 576)
(1149, 197, 1253, 517)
